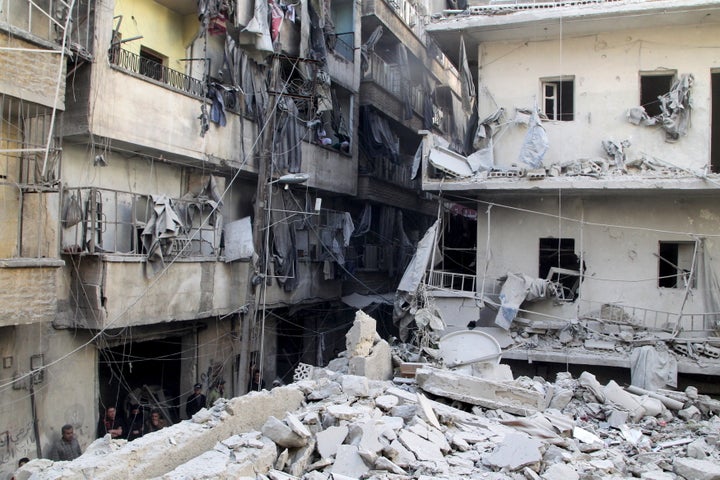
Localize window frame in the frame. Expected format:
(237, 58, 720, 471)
(540, 76, 575, 121)
(658, 241, 697, 289)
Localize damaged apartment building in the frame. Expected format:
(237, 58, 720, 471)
(0, 0, 463, 473)
(397, 0, 720, 391)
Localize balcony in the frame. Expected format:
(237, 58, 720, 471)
(361, 0, 461, 94)
(361, 53, 425, 127)
(109, 48, 204, 98)
(59, 186, 250, 330)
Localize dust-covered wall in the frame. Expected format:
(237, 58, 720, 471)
(476, 194, 720, 324)
(0, 324, 95, 479)
(477, 23, 720, 171)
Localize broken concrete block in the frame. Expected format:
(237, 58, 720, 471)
(358, 421, 384, 454)
(349, 339, 393, 381)
(346, 311, 377, 357)
(382, 440, 413, 467)
(678, 405, 701, 421)
(326, 403, 372, 421)
(275, 448, 289, 471)
(673, 457, 720, 480)
(607, 409, 629, 428)
(375, 456, 408, 475)
(416, 392, 442, 430)
(390, 404, 417, 420)
(542, 463, 579, 480)
(326, 356, 349, 373)
(416, 367, 546, 416)
(398, 430, 444, 462)
(330, 445, 371, 478)
(578, 372, 606, 403)
(375, 394, 399, 411)
(261, 416, 307, 448)
(573, 426, 603, 446)
(469, 362, 514, 382)
(484, 433, 543, 471)
(316, 425, 348, 459)
(548, 387, 573, 410)
(603, 380, 646, 422)
(288, 438, 316, 477)
(285, 413, 311, 439)
(687, 438, 710, 459)
(584, 339, 618, 350)
(341, 374, 370, 397)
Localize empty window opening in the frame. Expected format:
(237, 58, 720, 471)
(658, 241, 696, 289)
(712, 71, 720, 172)
(139, 46, 166, 81)
(539, 238, 581, 301)
(541, 78, 574, 121)
(640, 73, 675, 118)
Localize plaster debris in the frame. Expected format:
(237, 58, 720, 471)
(20, 315, 720, 480)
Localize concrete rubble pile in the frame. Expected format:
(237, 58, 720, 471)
(19, 311, 720, 480)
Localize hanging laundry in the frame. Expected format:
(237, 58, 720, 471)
(269, 0, 284, 41)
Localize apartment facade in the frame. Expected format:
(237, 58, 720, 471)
(419, 0, 720, 377)
(0, 0, 461, 472)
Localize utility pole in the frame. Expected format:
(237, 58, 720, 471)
(237, 55, 280, 396)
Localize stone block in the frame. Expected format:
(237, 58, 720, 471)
(415, 367, 546, 416)
(673, 457, 720, 480)
(261, 416, 307, 448)
(346, 311, 377, 357)
(330, 445, 371, 478)
(484, 433, 543, 471)
(316, 425, 348, 459)
(342, 374, 370, 397)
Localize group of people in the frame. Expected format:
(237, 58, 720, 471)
(185, 379, 226, 417)
(33, 377, 274, 473)
(96, 404, 168, 442)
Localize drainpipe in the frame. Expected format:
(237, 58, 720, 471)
(29, 377, 42, 458)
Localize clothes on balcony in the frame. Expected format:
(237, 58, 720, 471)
(141, 196, 184, 276)
(352, 204, 372, 237)
(274, 96, 303, 173)
(207, 84, 227, 126)
(271, 190, 299, 292)
(244, 0, 273, 53)
(359, 106, 399, 164)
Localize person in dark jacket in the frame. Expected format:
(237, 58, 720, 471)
(185, 383, 206, 418)
(126, 404, 144, 441)
(96, 406, 125, 439)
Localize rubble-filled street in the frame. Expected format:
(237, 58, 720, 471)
(16, 312, 720, 480)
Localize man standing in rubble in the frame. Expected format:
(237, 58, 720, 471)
(49, 424, 82, 461)
(185, 383, 206, 418)
(206, 379, 225, 407)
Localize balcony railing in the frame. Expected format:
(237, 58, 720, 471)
(426, 270, 479, 293)
(61, 187, 221, 259)
(109, 47, 205, 97)
(363, 53, 426, 116)
(363, 155, 420, 189)
(579, 299, 720, 333)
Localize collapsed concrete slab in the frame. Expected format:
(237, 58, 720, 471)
(17, 386, 303, 480)
(415, 366, 548, 415)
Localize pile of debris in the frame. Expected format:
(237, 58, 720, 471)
(18, 312, 720, 480)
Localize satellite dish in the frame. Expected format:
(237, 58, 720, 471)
(439, 330, 502, 369)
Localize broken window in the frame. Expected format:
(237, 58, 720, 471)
(541, 77, 574, 121)
(538, 238, 581, 301)
(330, 0, 355, 62)
(658, 241, 696, 289)
(139, 46, 166, 81)
(640, 72, 675, 118)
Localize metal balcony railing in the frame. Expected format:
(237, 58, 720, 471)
(61, 187, 221, 258)
(579, 299, 720, 333)
(365, 155, 420, 189)
(426, 270, 479, 293)
(109, 47, 205, 97)
(363, 53, 427, 117)
(386, 0, 420, 31)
